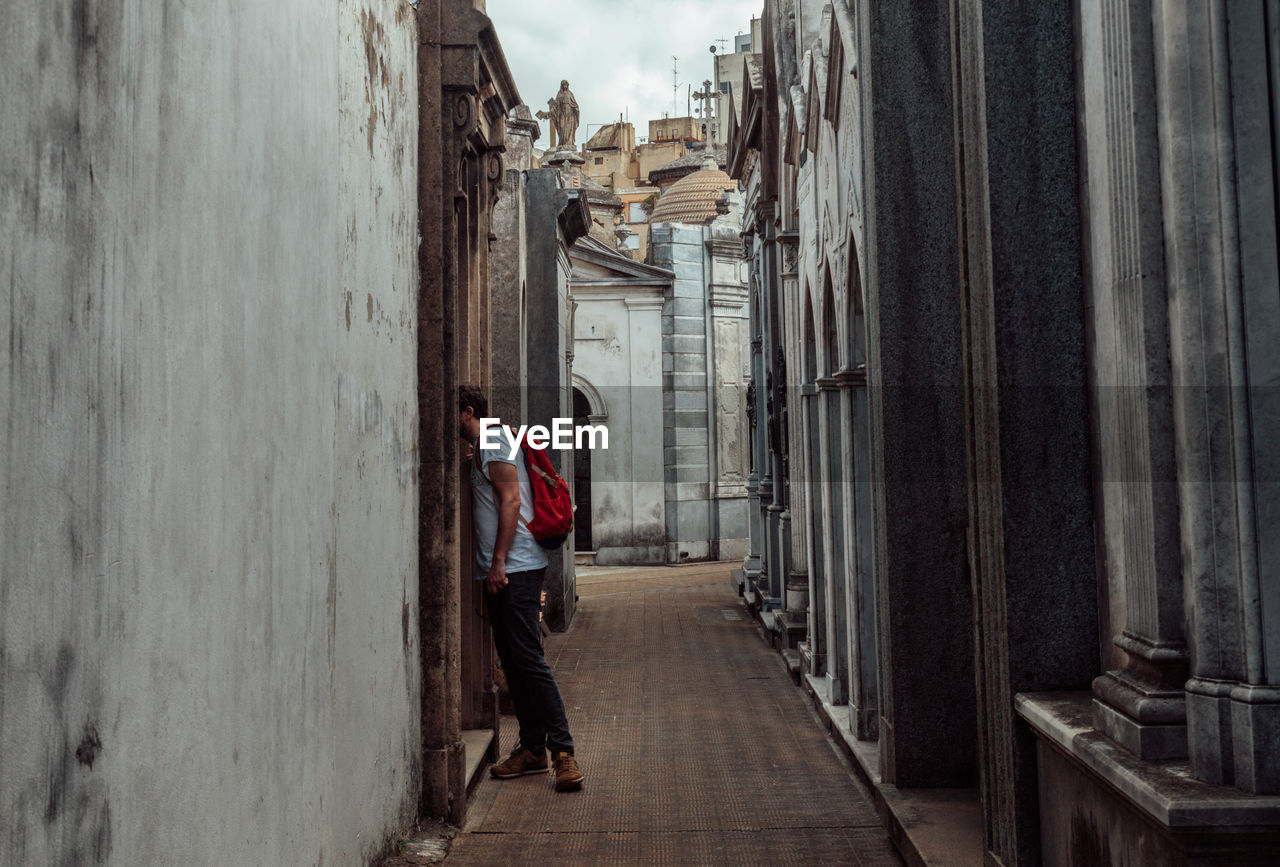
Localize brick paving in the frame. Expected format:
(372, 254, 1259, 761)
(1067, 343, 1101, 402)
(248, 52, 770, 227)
(446, 564, 903, 866)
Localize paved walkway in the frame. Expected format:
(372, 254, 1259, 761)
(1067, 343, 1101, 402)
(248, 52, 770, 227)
(445, 564, 903, 866)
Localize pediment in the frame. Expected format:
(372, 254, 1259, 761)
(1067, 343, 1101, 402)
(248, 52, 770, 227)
(569, 236, 675, 284)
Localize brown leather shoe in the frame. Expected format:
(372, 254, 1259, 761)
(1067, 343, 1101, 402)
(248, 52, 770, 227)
(490, 745, 549, 779)
(553, 751, 584, 791)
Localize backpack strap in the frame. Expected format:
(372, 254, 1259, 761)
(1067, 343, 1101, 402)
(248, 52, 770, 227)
(473, 428, 532, 531)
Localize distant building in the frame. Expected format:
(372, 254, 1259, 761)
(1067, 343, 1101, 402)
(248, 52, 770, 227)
(710, 18, 762, 146)
(565, 154, 750, 566)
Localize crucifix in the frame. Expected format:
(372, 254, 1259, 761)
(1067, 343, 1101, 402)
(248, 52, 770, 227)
(693, 80, 716, 120)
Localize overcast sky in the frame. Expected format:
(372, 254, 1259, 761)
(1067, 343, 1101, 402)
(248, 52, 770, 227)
(486, 0, 762, 144)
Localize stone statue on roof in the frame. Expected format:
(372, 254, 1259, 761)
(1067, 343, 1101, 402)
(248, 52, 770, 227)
(551, 80, 579, 150)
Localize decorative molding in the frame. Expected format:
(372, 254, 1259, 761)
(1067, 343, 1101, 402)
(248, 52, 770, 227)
(570, 374, 608, 420)
(833, 365, 867, 388)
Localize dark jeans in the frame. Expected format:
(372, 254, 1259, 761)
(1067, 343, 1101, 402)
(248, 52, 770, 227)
(485, 568, 575, 756)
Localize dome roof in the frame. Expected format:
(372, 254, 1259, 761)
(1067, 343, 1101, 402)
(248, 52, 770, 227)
(649, 145, 728, 184)
(649, 164, 735, 225)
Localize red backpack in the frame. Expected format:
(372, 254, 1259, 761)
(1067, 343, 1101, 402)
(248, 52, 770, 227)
(517, 442, 574, 550)
(476, 427, 574, 550)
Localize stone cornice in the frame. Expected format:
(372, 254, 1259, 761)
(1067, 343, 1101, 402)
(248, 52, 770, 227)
(624, 296, 665, 311)
(833, 365, 867, 387)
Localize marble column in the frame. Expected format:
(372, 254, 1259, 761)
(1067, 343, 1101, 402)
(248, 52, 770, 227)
(837, 365, 877, 739)
(1155, 0, 1280, 793)
(817, 375, 850, 705)
(865, 0, 974, 793)
(802, 382, 827, 676)
(761, 208, 785, 608)
(780, 237, 810, 624)
(1078, 0, 1188, 763)
(743, 342, 765, 585)
(952, 3, 1099, 863)
(743, 229, 765, 585)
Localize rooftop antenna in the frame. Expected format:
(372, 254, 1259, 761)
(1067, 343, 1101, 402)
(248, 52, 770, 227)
(713, 37, 731, 53)
(672, 55, 679, 118)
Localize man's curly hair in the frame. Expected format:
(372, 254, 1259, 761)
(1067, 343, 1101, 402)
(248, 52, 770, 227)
(458, 384, 488, 418)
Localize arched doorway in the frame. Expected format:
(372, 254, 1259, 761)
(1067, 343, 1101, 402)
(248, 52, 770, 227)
(572, 386, 592, 552)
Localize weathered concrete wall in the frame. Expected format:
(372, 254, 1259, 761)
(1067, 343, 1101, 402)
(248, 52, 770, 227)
(0, 1, 421, 863)
(571, 296, 667, 563)
(334, 0, 421, 856)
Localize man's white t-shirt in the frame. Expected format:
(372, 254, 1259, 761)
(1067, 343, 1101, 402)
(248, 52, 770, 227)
(470, 425, 549, 575)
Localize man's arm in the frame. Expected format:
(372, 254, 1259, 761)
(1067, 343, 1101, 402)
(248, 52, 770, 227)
(485, 460, 522, 593)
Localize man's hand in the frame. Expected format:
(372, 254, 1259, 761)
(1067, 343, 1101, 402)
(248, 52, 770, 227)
(485, 557, 509, 594)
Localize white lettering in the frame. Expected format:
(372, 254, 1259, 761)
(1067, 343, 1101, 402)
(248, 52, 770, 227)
(479, 420, 503, 451)
(490, 418, 613, 455)
(575, 423, 609, 450)
(505, 424, 527, 460)
(526, 425, 550, 450)
(553, 417, 574, 449)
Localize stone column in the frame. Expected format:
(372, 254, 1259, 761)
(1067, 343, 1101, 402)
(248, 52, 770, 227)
(779, 234, 810, 625)
(864, 0, 975, 794)
(1076, 0, 1189, 764)
(801, 381, 827, 676)
(421, 1, 520, 824)
(744, 351, 765, 585)
(489, 108, 539, 424)
(743, 229, 765, 586)
(817, 374, 850, 705)
(1155, 0, 1280, 793)
(523, 170, 589, 632)
(837, 365, 876, 739)
(760, 206, 785, 608)
(952, 3, 1099, 862)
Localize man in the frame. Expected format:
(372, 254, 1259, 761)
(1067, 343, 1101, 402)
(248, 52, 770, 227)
(458, 385, 584, 792)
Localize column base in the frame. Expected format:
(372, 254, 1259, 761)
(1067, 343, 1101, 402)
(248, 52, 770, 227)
(1093, 699, 1187, 761)
(1231, 684, 1280, 795)
(1187, 676, 1236, 785)
(1093, 671, 1187, 760)
(785, 570, 808, 613)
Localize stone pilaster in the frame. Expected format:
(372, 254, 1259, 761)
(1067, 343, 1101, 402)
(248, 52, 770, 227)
(1077, 0, 1188, 764)
(760, 205, 785, 608)
(800, 381, 827, 676)
(779, 232, 809, 623)
(952, 3, 1098, 863)
(864, 0, 974, 794)
(816, 375, 849, 705)
(1155, 0, 1280, 793)
(835, 365, 876, 739)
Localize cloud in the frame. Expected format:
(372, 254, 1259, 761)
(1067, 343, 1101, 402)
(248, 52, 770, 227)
(486, 0, 762, 143)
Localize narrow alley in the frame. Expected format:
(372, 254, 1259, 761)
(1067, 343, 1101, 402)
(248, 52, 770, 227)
(7, 1, 1280, 864)
(446, 564, 901, 865)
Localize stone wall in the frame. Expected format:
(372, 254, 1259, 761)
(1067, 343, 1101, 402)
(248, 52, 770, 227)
(0, 1, 421, 863)
(651, 221, 750, 564)
(735, 0, 1280, 863)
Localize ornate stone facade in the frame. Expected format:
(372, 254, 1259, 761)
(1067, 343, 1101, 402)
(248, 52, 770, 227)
(730, 1, 1280, 863)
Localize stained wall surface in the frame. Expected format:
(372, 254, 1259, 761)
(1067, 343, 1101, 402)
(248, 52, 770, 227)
(0, 1, 422, 863)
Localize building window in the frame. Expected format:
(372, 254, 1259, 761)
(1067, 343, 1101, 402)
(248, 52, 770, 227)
(719, 82, 730, 94)
(629, 202, 647, 222)
(626, 234, 640, 250)
(594, 157, 604, 165)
